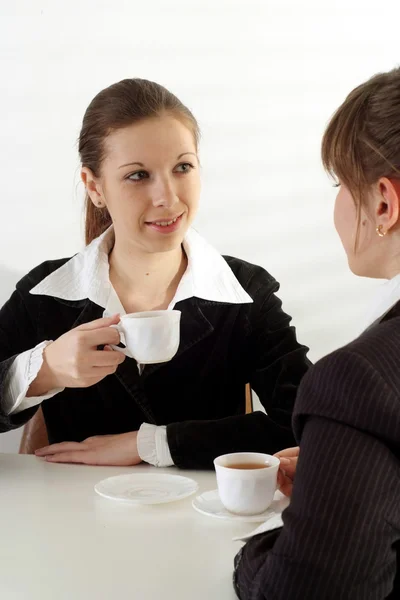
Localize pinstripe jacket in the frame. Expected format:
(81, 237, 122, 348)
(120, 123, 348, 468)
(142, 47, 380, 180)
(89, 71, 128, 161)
(235, 300, 400, 599)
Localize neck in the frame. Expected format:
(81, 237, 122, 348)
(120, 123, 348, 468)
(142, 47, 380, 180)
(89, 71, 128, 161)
(108, 239, 187, 312)
(371, 234, 400, 280)
(380, 253, 400, 280)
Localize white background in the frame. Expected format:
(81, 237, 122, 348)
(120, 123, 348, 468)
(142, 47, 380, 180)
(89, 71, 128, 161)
(1, 0, 398, 451)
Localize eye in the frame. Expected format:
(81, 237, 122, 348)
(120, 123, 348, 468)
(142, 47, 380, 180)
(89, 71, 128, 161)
(174, 162, 194, 174)
(333, 182, 341, 188)
(127, 170, 149, 181)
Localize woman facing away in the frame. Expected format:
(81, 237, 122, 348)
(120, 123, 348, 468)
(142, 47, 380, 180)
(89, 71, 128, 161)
(235, 66, 400, 599)
(0, 79, 310, 469)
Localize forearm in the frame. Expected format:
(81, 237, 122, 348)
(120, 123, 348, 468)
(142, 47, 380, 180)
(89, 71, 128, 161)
(0, 355, 39, 432)
(235, 417, 400, 599)
(167, 411, 296, 469)
(26, 344, 59, 397)
(0, 342, 63, 434)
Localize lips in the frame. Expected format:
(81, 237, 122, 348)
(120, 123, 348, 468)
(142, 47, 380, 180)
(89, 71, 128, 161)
(145, 214, 182, 227)
(145, 213, 184, 234)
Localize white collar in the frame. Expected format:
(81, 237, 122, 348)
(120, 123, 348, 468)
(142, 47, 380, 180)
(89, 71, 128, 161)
(363, 272, 400, 329)
(30, 226, 253, 313)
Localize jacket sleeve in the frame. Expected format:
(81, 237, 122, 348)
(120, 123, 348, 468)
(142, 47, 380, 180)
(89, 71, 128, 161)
(167, 280, 310, 469)
(247, 281, 311, 431)
(0, 289, 40, 432)
(234, 352, 400, 600)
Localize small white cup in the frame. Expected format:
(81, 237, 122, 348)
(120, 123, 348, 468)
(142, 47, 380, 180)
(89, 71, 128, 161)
(214, 452, 280, 516)
(110, 310, 181, 364)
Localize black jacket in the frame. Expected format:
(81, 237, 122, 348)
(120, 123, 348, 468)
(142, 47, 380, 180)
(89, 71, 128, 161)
(235, 301, 400, 599)
(0, 256, 310, 469)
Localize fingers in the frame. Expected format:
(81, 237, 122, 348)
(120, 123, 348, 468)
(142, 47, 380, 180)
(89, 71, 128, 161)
(44, 451, 93, 464)
(76, 314, 120, 332)
(89, 350, 126, 367)
(35, 442, 85, 456)
(279, 479, 294, 497)
(274, 446, 300, 458)
(277, 469, 285, 486)
(84, 327, 121, 348)
(277, 468, 294, 497)
(278, 457, 298, 479)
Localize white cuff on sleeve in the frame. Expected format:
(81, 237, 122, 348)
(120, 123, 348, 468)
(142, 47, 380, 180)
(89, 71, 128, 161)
(137, 423, 174, 467)
(4, 341, 65, 415)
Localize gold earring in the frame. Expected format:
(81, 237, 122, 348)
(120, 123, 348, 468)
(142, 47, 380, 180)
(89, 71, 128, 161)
(376, 225, 387, 237)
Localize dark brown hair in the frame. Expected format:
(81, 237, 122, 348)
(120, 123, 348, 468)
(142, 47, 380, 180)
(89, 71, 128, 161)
(79, 79, 200, 245)
(321, 67, 400, 243)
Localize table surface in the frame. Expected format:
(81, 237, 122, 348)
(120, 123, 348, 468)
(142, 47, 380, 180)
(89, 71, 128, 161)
(0, 453, 254, 600)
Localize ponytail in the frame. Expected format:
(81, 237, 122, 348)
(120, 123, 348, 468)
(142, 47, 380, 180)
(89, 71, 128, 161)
(84, 194, 112, 245)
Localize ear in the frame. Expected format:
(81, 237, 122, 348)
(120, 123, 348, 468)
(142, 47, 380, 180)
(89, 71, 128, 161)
(375, 177, 400, 233)
(81, 167, 105, 208)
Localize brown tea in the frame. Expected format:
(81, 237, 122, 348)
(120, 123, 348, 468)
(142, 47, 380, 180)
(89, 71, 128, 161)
(227, 462, 270, 470)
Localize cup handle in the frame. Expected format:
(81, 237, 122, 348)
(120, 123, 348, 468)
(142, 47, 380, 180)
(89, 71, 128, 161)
(109, 324, 134, 359)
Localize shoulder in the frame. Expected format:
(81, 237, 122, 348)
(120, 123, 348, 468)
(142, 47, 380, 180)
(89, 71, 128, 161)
(222, 255, 279, 298)
(15, 257, 74, 295)
(221, 256, 300, 334)
(317, 315, 400, 387)
(294, 317, 400, 444)
(345, 313, 400, 370)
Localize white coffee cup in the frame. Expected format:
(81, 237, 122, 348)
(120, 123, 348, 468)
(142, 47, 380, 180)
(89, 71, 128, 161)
(110, 310, 181, 364)
(214, 452, 280, 516)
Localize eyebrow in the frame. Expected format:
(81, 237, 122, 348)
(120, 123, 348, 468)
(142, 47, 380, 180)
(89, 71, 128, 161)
(118, 152, 198, 170)
(118, 161, 144, 169)
(177, 152, 198, 160)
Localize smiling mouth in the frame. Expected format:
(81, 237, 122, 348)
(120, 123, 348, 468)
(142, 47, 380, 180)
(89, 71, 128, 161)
(145, 214, 183, 227)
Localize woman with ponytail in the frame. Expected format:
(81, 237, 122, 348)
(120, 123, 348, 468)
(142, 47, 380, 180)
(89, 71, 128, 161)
(0, 79, 309, 469)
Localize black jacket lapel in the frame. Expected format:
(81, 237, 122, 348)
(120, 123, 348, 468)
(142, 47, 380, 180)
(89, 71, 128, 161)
(66, 299, 157, 423)
(63, 298, 215, 424)
(381, 299, 400, 323)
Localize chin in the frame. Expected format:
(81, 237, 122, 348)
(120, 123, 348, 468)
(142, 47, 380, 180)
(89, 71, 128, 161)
(145, 232, 186, 254)
(348, 259, 376, 279)
(154, 240, 183, 253)
(142, 218, 190, 253)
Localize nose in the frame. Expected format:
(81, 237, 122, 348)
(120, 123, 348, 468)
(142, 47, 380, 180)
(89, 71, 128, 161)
(150, 176, 179, 209)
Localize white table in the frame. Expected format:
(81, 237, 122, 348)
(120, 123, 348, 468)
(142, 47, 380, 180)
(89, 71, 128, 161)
(0, 453, 253, 600)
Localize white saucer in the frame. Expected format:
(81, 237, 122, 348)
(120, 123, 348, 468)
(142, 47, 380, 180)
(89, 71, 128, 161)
(192, 489, 289, 522)
(94, 473, 199, 505)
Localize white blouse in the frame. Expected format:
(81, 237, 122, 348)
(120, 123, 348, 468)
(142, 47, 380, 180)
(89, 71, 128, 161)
(362, 273, 400, 330)
(4, 227, 253, 467)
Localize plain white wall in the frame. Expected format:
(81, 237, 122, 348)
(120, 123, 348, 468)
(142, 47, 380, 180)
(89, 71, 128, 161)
(1, 0, 398, 451)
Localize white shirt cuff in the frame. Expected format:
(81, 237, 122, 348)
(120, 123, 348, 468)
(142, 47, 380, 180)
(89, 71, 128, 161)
(137, 423, 174, 467)
(4, 341, 64, 415)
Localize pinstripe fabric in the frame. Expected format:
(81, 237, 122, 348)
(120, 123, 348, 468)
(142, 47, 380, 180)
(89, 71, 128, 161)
(235, 301, 400, 599)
